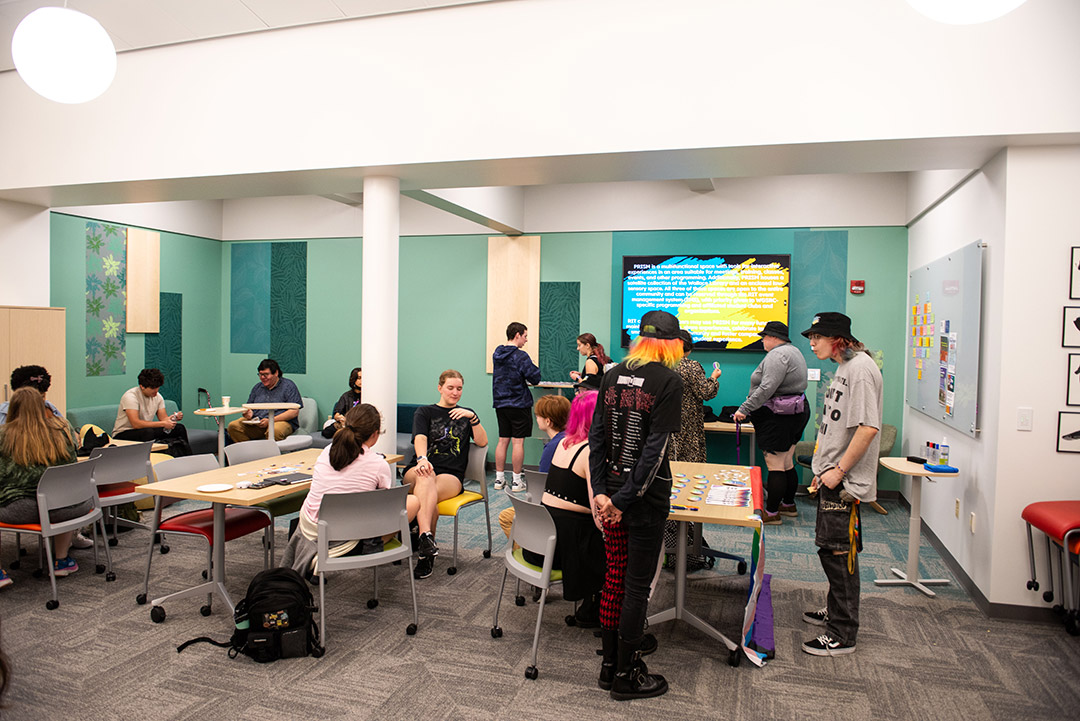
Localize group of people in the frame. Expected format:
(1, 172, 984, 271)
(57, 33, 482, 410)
(1, 307, 882, 700)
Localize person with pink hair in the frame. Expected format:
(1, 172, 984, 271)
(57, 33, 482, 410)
(520, 390, 605, 627)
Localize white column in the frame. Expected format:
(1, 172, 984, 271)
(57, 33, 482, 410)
(361, 176, 400, 456)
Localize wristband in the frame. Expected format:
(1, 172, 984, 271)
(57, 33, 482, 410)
(835, 465, 847, 477)
(470, 418, 480, 426)
(417, 455, 427, 463)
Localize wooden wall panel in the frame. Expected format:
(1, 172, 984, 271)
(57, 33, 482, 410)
(486, 236, 541, 374)
(126, 228, 160, 333)
(4, 306, 66, 414)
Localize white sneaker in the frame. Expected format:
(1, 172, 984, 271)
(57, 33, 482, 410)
(511, 477, 526, 493)
(71, 532, 94, 550)
(494, 477, 506, 490)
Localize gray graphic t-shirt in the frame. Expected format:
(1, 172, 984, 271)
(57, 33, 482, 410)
(811, 352, 883, 502)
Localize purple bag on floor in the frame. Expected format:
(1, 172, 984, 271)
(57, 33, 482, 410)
(763, 394, 805, 415)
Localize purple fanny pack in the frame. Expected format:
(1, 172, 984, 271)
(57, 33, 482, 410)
(763, 394, 805, 415)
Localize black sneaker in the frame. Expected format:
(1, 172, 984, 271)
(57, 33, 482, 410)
(413, 554, 434, 579)
(802, 633, 855, 656)
(417, 532, 439, 558)
(803, 607, 829, 626)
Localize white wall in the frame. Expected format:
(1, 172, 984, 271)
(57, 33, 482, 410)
(525, 174, 908, 232)
(55, 200, 224, 240)
(0, 0, 1078, 194)
(907, 145, 1080, 608)
(0, 199, 50, 306)
(906, 154, 1007, 600)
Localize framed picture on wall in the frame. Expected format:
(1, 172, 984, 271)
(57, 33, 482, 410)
(1057, 411, 1080, 453)
(1071, 247, 1080, 299)
(1069, 355, 1080, 406)
(1063, 307, 1080, 347)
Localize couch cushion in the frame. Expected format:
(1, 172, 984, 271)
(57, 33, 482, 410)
(297, 396, 320, 435)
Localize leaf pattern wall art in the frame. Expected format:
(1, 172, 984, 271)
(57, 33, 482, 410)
(269, 242, 307, 374)
(145, 292, 183, 409)
(85, 221, 127, 376)
(230, 243, 271, 353)
(539, 281, 581, 381)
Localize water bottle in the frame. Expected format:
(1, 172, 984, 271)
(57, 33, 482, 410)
(939, 437, 949, 465)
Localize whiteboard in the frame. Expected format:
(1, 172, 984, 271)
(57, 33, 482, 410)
(905, 241, 984, 437)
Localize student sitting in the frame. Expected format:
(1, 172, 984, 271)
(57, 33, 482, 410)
(0, 365, 63, 425)
(0, 388, 87, 586)
(292, 403, 419, 572)
(322, 367, 363, 439)
(228, 359, 303, 443)
(498, 393, 571, 540)
(401, 370, 488, 580)
(112, 368, 192, 456)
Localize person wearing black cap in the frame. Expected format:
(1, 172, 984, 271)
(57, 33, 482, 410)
(732, 321, 810, 523)
(799, 312, 882, 657)
(589, 310, 684, 700)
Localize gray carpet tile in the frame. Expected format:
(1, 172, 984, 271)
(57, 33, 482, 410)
(0, 490, 1077, 720)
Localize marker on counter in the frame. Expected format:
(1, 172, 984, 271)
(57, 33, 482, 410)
(670, 505, 699, 512)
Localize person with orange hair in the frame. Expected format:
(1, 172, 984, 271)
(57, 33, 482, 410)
(589, 310, 684, 701)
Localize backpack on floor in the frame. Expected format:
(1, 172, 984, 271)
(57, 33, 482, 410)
(177, 568, 324, 662)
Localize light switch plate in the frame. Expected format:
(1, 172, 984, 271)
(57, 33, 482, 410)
(1017, 407, 1033, 431)
(807, 368, 821, 382)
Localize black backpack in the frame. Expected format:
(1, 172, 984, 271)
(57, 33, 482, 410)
(178, 568, 324, 662)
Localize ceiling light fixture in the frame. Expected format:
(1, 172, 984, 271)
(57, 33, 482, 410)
(11, 5, 117, 104)
(905, 0, 1029, 25)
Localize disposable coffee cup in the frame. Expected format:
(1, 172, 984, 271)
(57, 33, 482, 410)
(221, 395, 231, 408)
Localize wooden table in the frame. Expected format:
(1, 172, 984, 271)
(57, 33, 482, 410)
(704, 420, 756, 464)
(874, 457, 959, 597)
(647, 460, 766, 667)
(138, 447, 404, 619)
(242, 401, 301, 441)
(193, 406, 244, 464)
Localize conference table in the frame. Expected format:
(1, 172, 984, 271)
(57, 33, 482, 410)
(137, 447, 403, 622)
(874, 457, 959, 597)
(647, 460, 767, 667)
(193, 405, 244, 464)
(704, 420, 756, 464)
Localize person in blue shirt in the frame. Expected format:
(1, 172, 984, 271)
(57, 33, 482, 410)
(497, 393, 570, 540)
(227, 359, 303, 443)
(0, 366, 63, 425)
(491, 322, 542, 492)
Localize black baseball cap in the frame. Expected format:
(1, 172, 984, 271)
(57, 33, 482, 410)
(800, 312, 858, 342)
(638, 310, 680, 340)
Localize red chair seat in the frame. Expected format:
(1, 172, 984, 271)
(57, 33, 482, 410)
(0, 521, 42, 532)
(99, 482, 139, 498)
(160, 508, 270, 542)
(1023, 501, 1080, 553)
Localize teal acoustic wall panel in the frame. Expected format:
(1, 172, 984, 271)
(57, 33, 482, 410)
(269, 242, 308, 374)
(145, 292, 183, 410)
(230, 242, 271, 353)
(84, 221, 127, 376)
(539, 281, 581, 381)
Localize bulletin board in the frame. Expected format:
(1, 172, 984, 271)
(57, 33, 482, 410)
(905, 241, 984, 437)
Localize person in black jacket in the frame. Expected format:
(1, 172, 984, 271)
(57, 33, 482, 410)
(590, 310, 684, 701)
(322, 367, 363, 439)
(491, 322, 541, 492)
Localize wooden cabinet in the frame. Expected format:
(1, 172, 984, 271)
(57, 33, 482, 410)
(0, 305, 66, 414)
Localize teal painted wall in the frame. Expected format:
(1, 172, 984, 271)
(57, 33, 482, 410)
(220, 237, 362, 425)
(49, 212, 223, 435)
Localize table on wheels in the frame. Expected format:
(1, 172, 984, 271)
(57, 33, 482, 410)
(193, 406, 244, 465)
(704, 420, 756, 463)
(647, 460, 766, 667)
(137, 448, 404, 622)
(242, 401, 301, 441)
(874, 457, 959, 597)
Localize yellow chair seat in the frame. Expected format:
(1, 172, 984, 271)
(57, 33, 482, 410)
(438, 490, 482, 516)
(511, 547, 562, 583)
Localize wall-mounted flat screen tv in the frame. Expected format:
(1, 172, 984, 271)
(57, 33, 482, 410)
(621, 254, 791, 350)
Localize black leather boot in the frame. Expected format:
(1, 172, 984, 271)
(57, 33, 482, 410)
(598, 629, 617, 690)
(610, 635, 668, 701)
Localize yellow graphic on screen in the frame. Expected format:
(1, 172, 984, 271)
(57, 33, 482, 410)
(678, 258, 789, 349)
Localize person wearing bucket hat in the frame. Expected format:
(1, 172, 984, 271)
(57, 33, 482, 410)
(589, 310, 684, 700)
(732, 321, 810, 525)
(799, 312, 882, 657)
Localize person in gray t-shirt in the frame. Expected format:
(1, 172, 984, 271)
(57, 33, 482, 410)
(799, 312, 883, 658)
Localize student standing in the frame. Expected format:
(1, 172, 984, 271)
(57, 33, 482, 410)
(491, 322, 541, 492)
(589, 310, 684, 701)
(800, 312, 882, 656)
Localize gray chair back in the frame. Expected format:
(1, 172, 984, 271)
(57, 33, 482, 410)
(522, 469, 547, 504)
(463, 443, 488, 497)
(36, 459, 102, 535)
(507, 494, 557, 562)
(225, 440, 280, 466)
(89, 442, 153, 486)
(153, 454, 219, 482)
(318, 486, 411, 547)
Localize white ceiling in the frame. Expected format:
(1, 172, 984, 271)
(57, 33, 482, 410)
(0, 0, 502, 72)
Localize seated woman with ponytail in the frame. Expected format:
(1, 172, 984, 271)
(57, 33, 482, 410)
(297, 403, 419, 562)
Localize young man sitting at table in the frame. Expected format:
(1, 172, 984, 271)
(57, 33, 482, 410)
(112, 367, 192, 457)
(227, 359, 303, 443)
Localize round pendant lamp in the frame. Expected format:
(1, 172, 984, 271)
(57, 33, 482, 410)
(905, 0, 1028, 25)
(11, 6, 117, 104)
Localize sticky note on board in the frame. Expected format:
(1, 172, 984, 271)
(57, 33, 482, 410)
(917, 370, 923, 380)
